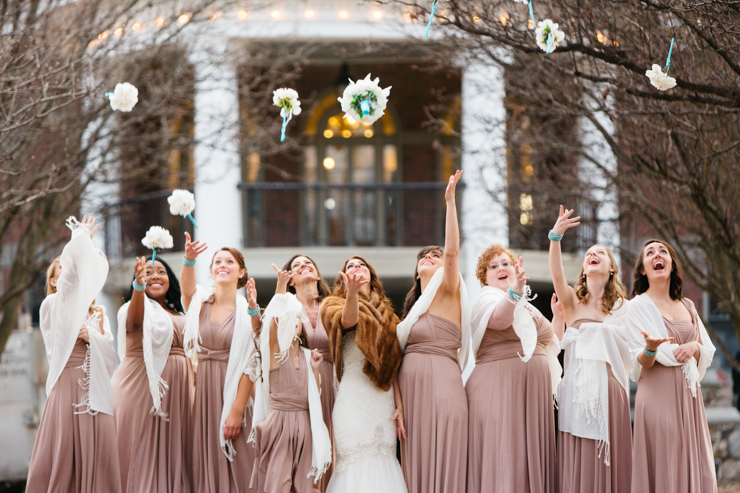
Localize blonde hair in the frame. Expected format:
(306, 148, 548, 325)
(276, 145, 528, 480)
(45, 256, 102, 319)
(475, 244, 517, 287)
(574, 244, 627, 314)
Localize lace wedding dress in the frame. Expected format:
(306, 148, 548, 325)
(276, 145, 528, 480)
(326, 333, 408, 493)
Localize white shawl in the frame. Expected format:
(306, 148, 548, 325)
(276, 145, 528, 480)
(469, 285, 562, 399)
(117, 296, 174, 418)
(183, 285, 257, 460)
(625, 293, 715, 397)
(397, 268, 470, 369)
(251, 293, 332, 482)
(558, 300, 631, 464)
(39, 226, 116, 415)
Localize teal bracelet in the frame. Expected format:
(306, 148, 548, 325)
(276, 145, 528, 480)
(643, 347, 657, 357)
(548, 230, 564, 242)
(507, 287, 522, 301)
(183, 256, 196, 267)
(248, 306, 260, 317)
(132, 279, 146, 292)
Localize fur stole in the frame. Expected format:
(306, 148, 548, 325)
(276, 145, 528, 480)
(321, 290, 402, 391)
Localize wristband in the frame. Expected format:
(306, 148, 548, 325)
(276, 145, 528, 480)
(132, 279, 146, 292)
(248, 306, 260, 317)
(183, 256, 197, 267)
(548, 230, 564, 242)
(643, 347, 657, 357)
(507, 287, 522, 301)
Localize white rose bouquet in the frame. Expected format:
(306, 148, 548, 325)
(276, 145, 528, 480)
(273, 88, 302, 142)
(167, 189, 198, 228)
(141, 226, 174, 264)
(535, 19, 565, 54)
(106, 82, 139, 112)
(645, 38, 676, 92)
(338, 74, 391, 125)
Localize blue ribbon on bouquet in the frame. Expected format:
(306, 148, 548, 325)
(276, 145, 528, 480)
(425, 0, 439, 38)
(151, 248, 158, 265)
(359, 99, 371, 117)
(665, 38, 674, 74)
(187, 213, 198, 228)
(528, 0, 535, 31)
(280, 113, 289, 142)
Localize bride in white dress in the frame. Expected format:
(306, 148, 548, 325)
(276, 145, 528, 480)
(320, 256, 408, 493)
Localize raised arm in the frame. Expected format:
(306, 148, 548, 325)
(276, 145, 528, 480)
(180, 232, 208, 311)
(246, 278, 261, 334)
(339, 271, 368, 329)
(548, 205, 580, 313)
(441, 170, 463, 294)
(488, 257, 529, 330)
(125, 257, 148, 333)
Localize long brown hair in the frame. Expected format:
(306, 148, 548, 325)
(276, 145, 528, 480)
(210, 247, 249, 289)
(573, 244, 627, 314)
(332, 256, 393, 308)
(402, 245, 443, 318)
(282, 254, 331, 301)
(632, 239, 683, 300)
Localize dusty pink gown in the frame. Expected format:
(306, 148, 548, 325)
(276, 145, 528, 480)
(192, 296, 256, 493)
(398, 312, 467, 493)
(466, 305, 557, 493)
(112, 313, 194, 492)
(251, 350, 315, 493)
(303, 306, 334, 492)
(631, 299, 717, 492)
(558, 318, 632, 493)
(26, 339, 122, 493)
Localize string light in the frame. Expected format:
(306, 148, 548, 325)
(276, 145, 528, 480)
(323, 157, 336, 169)
(98, 30, 109, 39)
(596, 31, 604, 43)
(132, 22, 142, 31)
(178, 13, 191, 24)
(373, 10, 382, 19)
(210, 11, 222, 21)
(155, 17, 165, 27)
(364, 129, 373, 138)
(237, 10, 248, 20)
(339, 10, 348, 18)
(324, 130, 334, 138)
(114, 27, 123, 35)
(305, 10, 314, 18)
(271, 10, 280, 18)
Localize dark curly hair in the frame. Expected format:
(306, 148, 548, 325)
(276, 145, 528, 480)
(631, 239, 683, 300)
(124, 256, 184, 314)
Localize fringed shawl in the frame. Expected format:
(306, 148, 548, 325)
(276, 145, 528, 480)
(320, 290, 402, 392)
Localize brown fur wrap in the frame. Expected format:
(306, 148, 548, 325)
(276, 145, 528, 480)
(320, 291, 402, 392)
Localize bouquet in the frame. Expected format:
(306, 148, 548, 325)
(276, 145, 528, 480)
(273, 88, 302, 142)
(535, 19, 565, 54)
(645, 38, 676, 92)
(106, 82, 138, 112)
(142, 226, 174, 265)
(337, 74, 391, 125)
(167, 189, 198, 228)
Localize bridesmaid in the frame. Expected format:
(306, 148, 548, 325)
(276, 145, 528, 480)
(396, 170, 470, 493)
(549, 206, 633, 493)
(27, 216, 121, 493)
(180, 233, 261, 493)
(626, 239, 717, 492)
(274, 254, 335, 491)
(250, 271, 331, 492)
(112, 256, 194, 492)
(467, 246, 562, 493)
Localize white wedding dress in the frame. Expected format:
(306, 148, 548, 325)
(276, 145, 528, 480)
(326, 332, 408, 493)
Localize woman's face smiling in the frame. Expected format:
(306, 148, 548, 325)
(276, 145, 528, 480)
(344, 258, 371, 284)
(211, 251, 245, 286)
(417, 249, 443, 278)
(144, 260, 169, 300)
(290, 256, 318, 285)
(582, 245, 611, 277)
(642, 241, 672, 283)
(485, 253, 516, 290)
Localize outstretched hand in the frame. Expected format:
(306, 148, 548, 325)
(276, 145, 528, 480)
(641, 331, 673, 352)
(133, 256, 148, 287)
(80, 215, 99, 239)
(444, 170, 463, 204)
(339, 270, 368, 298)
(551, 293, 564, 320)
(552, 205, 580, 236)
(184, 232, 207, 262)
(511, 256, 529, 294)
(272, 263, 294, 294)
(246, 278, 258, 309)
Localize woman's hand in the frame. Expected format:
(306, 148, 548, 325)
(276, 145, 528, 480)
(134, 256, 147, 287)
(551, 293, 564, 320)
(78, 326, 89, 343)
(271, 263, 293, 294)
(223, 410, 243, 441)
(510, 256, 529, 294)
(246, 278, 258, 310)
(641, 331, 673, 352)
(444, 170, 463, 204)
(80, 215, 99, 239)
(674, 342, 700, 363)
(309, 349, 324, 370)
(339, 270, 368, 298)
(392, 405, 407, 441)
(184, 232, 207, 262)
(552, 205, 580, 236)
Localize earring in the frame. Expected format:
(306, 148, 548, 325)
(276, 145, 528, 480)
(609, 271, 614, 278)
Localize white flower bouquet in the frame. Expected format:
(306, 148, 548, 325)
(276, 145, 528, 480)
(273, 88, 302, 142)
(106, 82, 138, 112)
(535, 19, 565, 54)
(645, 39, 676, 92)
(168, 189, 197, 228)
(338, 74, 391, 125)
(142, 226, 174, 264)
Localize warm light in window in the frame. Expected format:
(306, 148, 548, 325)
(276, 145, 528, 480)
(178, 13, 191, 24)
(473, 15, 480, 23)
(323, 130, 334, 138)
(520, 212, 533, 225)
(346, 116, 356, 125)
(364, 129, 373, 138)
(329, 116, 339, 126)
(210, 11, 222, 21)
(155, 17, 165, 27)
(527, 19, 533, 30)
(324, 198, 336, 210)
(614, 41, 619, 47)
(341, 129, 352, 138)
(339, 10, 348, 18)
(323, 157, 336, 170)
(305, 10, 314, 18)
(98, 30, 109, 39)
(114, 27, 123, 35)
(271, 10, 280, 18)
(596, 31, 604, 43)
(132, 22, 142, 31)
(373, 10, 382, 19)
(520, 193, 533, 211)
(499, 13, 509, 26)
(237, 10, 248, 20)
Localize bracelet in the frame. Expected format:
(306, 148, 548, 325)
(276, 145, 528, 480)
(132, 279, 146, 292)
(548, 230, 565, 242)
(507, 287, 522, 301)
(183, 256, 197, 267)
(643, 347, 657, 357)
(248, 306, 260, 317)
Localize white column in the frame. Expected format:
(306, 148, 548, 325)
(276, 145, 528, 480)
(191, 39, 243, 283)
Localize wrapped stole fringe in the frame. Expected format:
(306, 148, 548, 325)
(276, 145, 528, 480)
(573, 359, 610, 465)
(683, 359, 700, 398)
(73, 346, 99, 416)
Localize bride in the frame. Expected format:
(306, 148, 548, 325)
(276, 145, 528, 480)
(320, 256, 408, 492)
